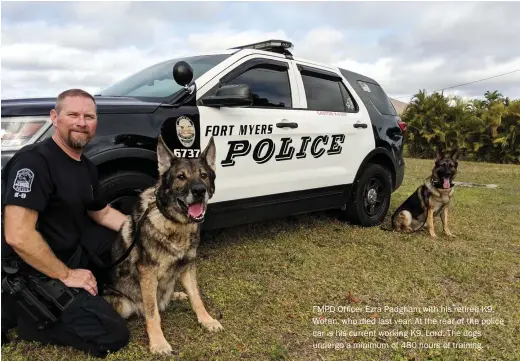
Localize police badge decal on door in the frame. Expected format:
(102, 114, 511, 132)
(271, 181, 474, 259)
(161, 113, 201, 159)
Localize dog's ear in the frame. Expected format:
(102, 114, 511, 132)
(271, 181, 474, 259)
(435, 146, 445, 161)
(450, 146, 460, 161)
(201, 136, 216, 172)
(157, 135, 176, 175)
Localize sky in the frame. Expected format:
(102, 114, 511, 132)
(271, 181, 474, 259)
(2, 1, 520, 103)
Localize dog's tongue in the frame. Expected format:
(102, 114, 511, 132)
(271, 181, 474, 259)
(188, 203, 204, 218)
(443, 178, 451, 189)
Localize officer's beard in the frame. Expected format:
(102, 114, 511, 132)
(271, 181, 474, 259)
(67, 130, 92, 149)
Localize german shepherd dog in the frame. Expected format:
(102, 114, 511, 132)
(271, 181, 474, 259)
(103, 135, 222, 355)
(390, 147, 460, 238)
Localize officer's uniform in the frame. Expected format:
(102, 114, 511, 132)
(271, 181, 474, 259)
(1, 137, 129, 358)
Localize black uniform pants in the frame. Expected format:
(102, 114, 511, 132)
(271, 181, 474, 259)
(8, 224, 129, 358)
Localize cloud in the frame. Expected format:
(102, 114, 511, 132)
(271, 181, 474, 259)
(1, 43, 176, 98)
(295, 28, 347, 64)
(1, 2, 519, 101)
(186, 28, 290, 53)
(336, 57, 394, 85)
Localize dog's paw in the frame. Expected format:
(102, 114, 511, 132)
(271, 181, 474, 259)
(200, 318, 224, 332)
(150, 340, 173, 354)
(171, 292, 188, 301)
(429, 232, 438, 238)
(446, 232, 456, 238)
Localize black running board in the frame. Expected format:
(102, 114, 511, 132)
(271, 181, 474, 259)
(202, 184, 350, 230)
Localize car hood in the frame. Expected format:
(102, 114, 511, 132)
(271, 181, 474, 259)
(1, 96, 162, 117)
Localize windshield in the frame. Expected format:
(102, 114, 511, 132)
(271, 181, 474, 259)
(98, 54, 231, 100)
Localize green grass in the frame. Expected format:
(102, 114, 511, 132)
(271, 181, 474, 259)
(3, 158, 520, 361)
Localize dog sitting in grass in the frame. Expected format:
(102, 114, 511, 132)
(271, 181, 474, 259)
(391, 147, 460, 238)
(103, 135, 222, 355)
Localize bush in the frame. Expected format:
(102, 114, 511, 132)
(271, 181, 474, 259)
(401, 90, 520, 164)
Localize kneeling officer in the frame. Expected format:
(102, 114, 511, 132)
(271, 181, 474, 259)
(1, 89, 130, 358)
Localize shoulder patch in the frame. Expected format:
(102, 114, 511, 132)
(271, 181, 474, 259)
(13, 168, 35, 193)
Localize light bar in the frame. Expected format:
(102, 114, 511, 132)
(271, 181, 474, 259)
(230, 39, 294, 52)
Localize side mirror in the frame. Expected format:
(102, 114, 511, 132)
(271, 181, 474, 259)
(173, 61, 193, 87)
(200, 84, 252, 107)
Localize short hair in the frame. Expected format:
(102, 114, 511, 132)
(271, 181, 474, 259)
(55, 88, 97, 114)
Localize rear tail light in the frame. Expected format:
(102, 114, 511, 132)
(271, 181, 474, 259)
(397, 121, 407, 133)
(1, 116, 52, 151)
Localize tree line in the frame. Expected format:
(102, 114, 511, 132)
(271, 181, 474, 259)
(400, 90, 520, 164)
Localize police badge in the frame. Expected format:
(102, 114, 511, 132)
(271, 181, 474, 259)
(176, 116, 196, 148)
(160, 113, 201, 159)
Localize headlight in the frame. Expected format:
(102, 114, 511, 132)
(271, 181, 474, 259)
(1, 116, 52, 151)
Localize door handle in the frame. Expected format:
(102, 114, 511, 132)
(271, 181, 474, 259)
(276, 121, 298, 129)
(353, 121, 368, 129)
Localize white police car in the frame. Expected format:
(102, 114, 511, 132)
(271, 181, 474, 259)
(1, 40, 406, 229)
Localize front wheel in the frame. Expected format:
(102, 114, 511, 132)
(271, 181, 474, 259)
(342, 163, 392, 227)
(99, 171, 157, 215)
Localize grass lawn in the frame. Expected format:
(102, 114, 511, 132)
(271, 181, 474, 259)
(2, 158, 519, 361)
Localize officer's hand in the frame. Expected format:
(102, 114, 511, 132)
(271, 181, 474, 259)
(61, 269, 98, 296)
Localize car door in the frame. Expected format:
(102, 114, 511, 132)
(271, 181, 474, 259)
(290, 61, 375, 186)
(196, 54, 306, 203)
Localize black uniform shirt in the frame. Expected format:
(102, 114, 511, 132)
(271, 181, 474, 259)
(1, 137, 107, 263)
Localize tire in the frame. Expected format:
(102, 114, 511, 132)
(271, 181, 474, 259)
(99, 171, 157, 215)
(342, 163, 392, 227)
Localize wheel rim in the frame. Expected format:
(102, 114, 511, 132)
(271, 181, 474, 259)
(362, 176, 387, 218)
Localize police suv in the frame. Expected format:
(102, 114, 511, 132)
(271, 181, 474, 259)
(1, 40, 406, 230)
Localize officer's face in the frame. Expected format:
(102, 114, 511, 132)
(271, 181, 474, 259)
(51, 96, 97, 150)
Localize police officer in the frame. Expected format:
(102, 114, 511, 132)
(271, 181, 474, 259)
(1, 89, 130, 357)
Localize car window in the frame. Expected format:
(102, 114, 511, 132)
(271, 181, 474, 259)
(98, 54, 230, 100)
(126, 79, 178, 97)
(357, 81, 396, 116)
(226, 65, 292, 108)
(340, 83, 358, 112)
(302, 73, 356, 113)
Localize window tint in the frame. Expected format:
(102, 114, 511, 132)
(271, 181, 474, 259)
(357, 81, 397, 116)
(227, 66, 292, 108)
(302, 73, 356, 112)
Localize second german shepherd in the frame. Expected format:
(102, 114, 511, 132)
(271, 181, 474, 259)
(103, 135, 221, 355)
(391, 147, 460, 238)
